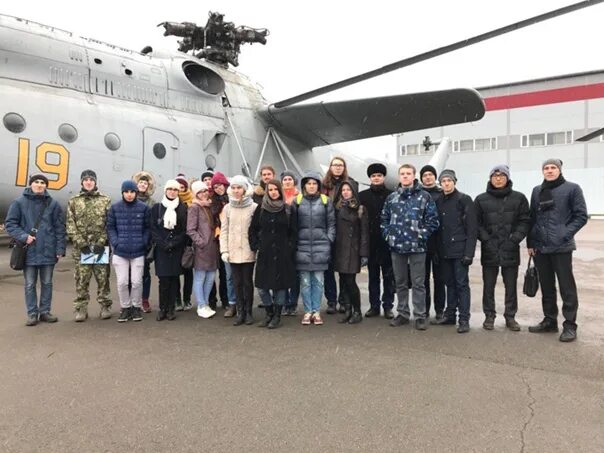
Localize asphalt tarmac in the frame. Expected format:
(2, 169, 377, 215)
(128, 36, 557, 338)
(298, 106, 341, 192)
(0, 223, 603, 452)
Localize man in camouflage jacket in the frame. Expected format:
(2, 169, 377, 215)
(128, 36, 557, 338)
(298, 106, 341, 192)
(66, 169, 112, 321)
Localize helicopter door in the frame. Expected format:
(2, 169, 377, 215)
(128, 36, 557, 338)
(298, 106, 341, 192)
(142, 128, 179, 190)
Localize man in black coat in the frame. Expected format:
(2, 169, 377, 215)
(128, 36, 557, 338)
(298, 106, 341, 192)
(359, 163, 395, 319)
(434, 169, 477, 334)
(419, 165, 445, 323)
(527, 159, 587, 342)
(474, 165, 530, 332)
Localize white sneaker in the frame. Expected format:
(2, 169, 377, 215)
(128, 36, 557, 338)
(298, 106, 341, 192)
(198, 305, 216, 319)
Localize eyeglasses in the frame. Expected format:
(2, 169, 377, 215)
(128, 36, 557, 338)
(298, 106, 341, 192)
(491, 173, 507, 178)
(331, 163, 344, 168)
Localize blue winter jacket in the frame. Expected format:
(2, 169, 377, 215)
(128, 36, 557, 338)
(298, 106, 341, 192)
(527, 179, 587, 254)
(107, 199, 150, 258)
(5, 188, 66, 266)
(380, 180, 439, 254)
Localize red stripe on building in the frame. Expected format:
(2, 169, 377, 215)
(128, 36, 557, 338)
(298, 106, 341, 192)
(484, 83, 604, 111)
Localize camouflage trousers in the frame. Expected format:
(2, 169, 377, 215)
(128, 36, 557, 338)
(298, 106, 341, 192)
(73, 261, 112, 310)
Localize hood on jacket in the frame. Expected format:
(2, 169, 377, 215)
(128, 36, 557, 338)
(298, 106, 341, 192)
(300, 171, 323, 194)
(335, 180, 360, 207)
(132, 171, 156, 196)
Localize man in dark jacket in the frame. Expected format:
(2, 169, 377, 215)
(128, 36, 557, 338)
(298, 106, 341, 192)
(381, 164, 439, 331)
(359, 163, 394, 319)
(527, 159, 587, 342)
(5, 174, 66, 326)
(252, 165, 276, 205)
(419, 164, 445, 323)
(435, 169, 477, 333)
(475, 165, 530, 331)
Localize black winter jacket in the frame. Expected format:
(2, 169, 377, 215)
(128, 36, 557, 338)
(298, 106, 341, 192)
(436, 189, 478, 260)
(474, 182, 530, 267)
(421, 185, 444, 254)
(527, 179, 587, 254)
(150, 201, 188, 277)
(358, 184, 392, 261)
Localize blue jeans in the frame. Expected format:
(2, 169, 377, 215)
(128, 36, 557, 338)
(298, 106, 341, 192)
(193, 269, 217, 308)
(442, 258, 471, 323)
(258, 288, 287, 306)
(285, 273, 300, 309)
(24, 265, 55, 317)
(224, 261, 236, 305)
(300, 271, 324, 313)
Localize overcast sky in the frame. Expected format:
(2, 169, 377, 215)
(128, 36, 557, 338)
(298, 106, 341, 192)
(3, 0, 603, 159)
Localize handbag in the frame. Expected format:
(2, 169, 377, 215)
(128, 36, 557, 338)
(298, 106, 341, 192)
(523, 256, 539, 297)
(181, 244, 195, 269)
(9, 199, 49, 271)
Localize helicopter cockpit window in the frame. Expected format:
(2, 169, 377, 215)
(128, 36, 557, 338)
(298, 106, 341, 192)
(182, 61, 225, 95)
(3, 113, 26, 133)
(153, 143, 166, 159)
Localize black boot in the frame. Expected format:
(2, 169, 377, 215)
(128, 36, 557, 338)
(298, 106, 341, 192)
(348, 311, 362, 324)
(338, 305, 352, 324)
(156, 310, 167, 321)
(268, 305, 282, 329)
(245, 299, 255, 325)
(559, 326, 577, 342)
(233, 300, 245, 326)
(528, 318, 559, 333)
(259, 305, 274, 328)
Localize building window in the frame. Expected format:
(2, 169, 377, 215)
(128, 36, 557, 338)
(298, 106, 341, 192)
(453, 141, 459, 153)
(521, 131, 572, 147)
(400, 144, 419, 156)
(459, 140, 474, 152)
(547, 131, 571, 145)
(475, 138, 491, 151)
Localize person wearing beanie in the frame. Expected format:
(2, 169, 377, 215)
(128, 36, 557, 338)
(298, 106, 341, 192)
(381, 164, 439, 332)
(65, 169, 112, 322)
(359, 163, 395, 319)
(187, 180, 218, 319)
(150, 179, 188, 321)
(527, 159, 587, 342)
(434, 169, 477, 333)
(220, 175, 258, 326)
(201, 171, 215, 184)
(280, 170, 300, 315)
(419, 165, 445, 323)
(107, 180, 150, 323)
(209, 171, 236, 316)
(475, 165, 530, 332)
(5, 172, 65, 326)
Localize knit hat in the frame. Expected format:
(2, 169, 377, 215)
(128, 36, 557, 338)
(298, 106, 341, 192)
(164, 179, 180, 191)
(367, 163, 387, 177)
(121, 180, 138, 192)
(191, 180, 209, 197)
(29, 174, 49, 186)
(229, 175, 250, 190)
(201, 170, 214, 181)
(542, 158, 563, 170)
(420, 165, 437, 180)
(210, 171, 230, 188)
(280, 170, 298, 184)
(439, 169, 457, 183)
(80, 169, 97, 183)
(489, 164, 510, 179)
(175, 173, 188, 190)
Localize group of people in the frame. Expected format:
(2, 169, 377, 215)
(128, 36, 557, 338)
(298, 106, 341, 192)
(5, 156, 588, 341)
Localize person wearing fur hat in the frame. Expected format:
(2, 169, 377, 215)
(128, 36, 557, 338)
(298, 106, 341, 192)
(475, 165, 530, 332)
(107, 180, 150, 322)
(209, 171, 236, 316)
(5, 174, 66, 326)
(220, 175, 258, 325)
(249, 179, 297, 329)
(280, 170, 301, 316)
(150, 180, 189, 321)
(65, 169, 113, 322)
(527, 159, 587, 342)
(174, 173, 194, 311)
(187, 181, 218, 319)
(359, 163, 395, 319)
(434, 169, 477, 334)
(133, 171, 156, 312)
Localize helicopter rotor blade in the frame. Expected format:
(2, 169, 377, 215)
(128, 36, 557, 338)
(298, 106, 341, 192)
(274, 0, 604, 108)
(576, 127, 604, 142)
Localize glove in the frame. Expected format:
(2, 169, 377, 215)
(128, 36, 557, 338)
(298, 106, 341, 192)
(360, 257, 369, 267)
(461, 256, 473, 266)
(92, 245, 105, 256)
(221, 253, 230, 263)
(80, 245, 92, 254)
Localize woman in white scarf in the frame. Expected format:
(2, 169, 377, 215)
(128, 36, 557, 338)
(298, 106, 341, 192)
(162, 180, 180, 230)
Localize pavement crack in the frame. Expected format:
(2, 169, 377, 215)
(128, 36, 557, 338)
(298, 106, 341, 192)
(519, 372, 537, 453)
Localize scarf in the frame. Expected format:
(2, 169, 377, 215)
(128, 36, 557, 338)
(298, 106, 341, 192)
(262, 193, 285, 213)
(228, 194, 253, 208)
(370, 184, 388, 193)
(161, 195, 179, 230)
(538, 175, 566, 211)
(178, 190, 193, 207)
(337, 196, 358, 210)
(486, 181, 512, 198)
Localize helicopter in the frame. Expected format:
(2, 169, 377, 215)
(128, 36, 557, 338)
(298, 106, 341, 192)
(0, 1, 600, 217)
